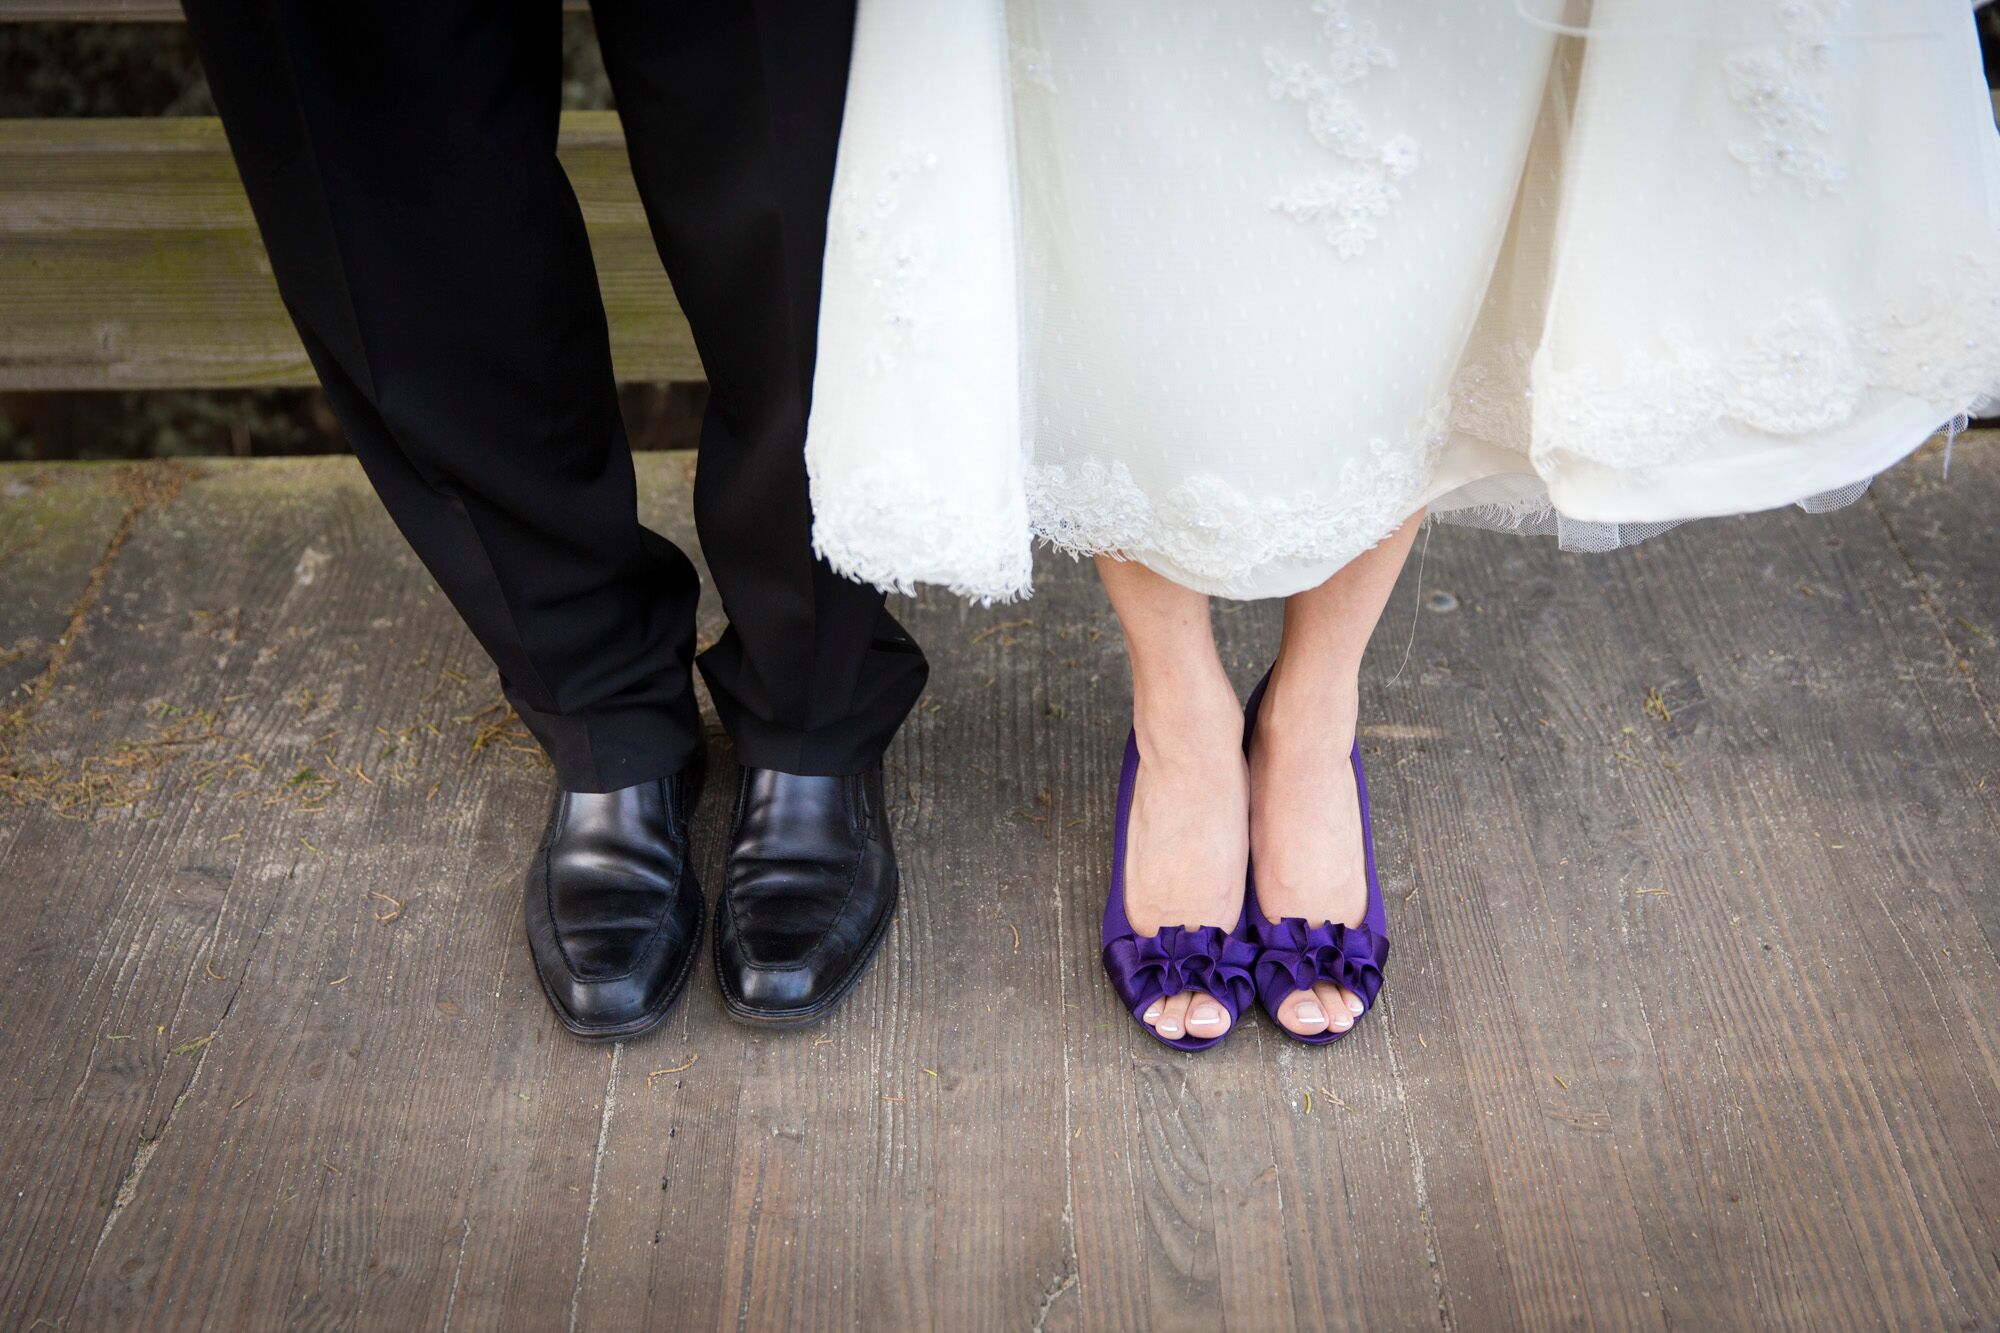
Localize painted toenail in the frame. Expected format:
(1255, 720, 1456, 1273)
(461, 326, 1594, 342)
(1160, 1020, 1181, 1035)
(1346, 995, 1365, 1015)
(1144, 1002, 1162, 1022)
(1332, 1014, 1352, 1030)
(1297, 1002, 1325, 1024)
(1190, 1009, 1222, 1028)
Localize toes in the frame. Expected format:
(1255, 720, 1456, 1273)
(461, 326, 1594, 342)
(1277, 988, 1331, 1036)
(1154, 991, 1195, 1041)
(1316, 981, 1360, 1034)
(1141, 997, 1165, 1029)
(1185, 993, 1232, 1040)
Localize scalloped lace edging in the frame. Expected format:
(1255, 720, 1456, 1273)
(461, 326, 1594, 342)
(1026, 398, 1452, 590)
(1530, 260, 2000, 468)
(810, 465, 1035, 605)
(814, 258, 2000, 602)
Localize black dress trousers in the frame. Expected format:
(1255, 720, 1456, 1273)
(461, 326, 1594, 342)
(179, 0, 928, 791)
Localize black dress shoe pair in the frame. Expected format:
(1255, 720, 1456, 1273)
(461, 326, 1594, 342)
(523, 753, 898, 1038)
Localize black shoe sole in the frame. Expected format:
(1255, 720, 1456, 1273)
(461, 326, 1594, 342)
(713, 876, 898, 1030)
(533, 885, 706, 1043)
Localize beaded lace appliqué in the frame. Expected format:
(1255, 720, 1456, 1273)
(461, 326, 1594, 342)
(1264, 1, 1420, 258)
(1724, 0, 1848, 195)
(1014, 45, 1058, 93)
(829, 145, 940, 375)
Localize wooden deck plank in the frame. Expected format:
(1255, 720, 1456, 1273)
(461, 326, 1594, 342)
(1040, 583, 1275, 1333)
(1442, 436, 2000, 1328)
(0, 443, 1995, 1328)
(0, 461, 597, 1326)
(1372, 663, 1661, 1330)
(1212, 619, 1441, 1333)
(1870, 435, 2000, 947)
(1410, 537, 1794, 1330)
(0, 465, 135, 703)
(1483, 513, 1906, 1328)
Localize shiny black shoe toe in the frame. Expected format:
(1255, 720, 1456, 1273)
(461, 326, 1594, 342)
(523, 755, 704, 1040)
(715, 764, 898, 1027)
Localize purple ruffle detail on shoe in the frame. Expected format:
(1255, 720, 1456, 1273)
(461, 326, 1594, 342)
(1250, 915, 1389, 1019)
(1103, 923, 1258, 1023)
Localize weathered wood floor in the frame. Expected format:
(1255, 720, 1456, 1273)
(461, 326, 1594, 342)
(2, 442, 1996, 1331)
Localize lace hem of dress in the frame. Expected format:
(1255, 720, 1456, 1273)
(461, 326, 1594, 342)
(1022, 261, 1999, 593)
(812, 464, 1037, 604)
(816, 254, 1997, 602)
(1026, 399, 1452, 589)
(1430, 474, 1877, 554)
(1527, 259, 2000, 468)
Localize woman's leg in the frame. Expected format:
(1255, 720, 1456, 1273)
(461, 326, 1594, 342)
(1097, 555, 1250, 1042)
(1250, 512, 1424, 1037)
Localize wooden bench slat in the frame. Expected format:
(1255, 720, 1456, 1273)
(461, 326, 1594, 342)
(0, 0, 185, 17)
(0, 111, 699, 390)
(0, 1, 588, 18)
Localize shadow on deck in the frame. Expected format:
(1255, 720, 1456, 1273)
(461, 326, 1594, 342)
(2, 441, 1997, 1329)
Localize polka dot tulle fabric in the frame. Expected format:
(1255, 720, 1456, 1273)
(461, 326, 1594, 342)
(806, 0, 2000, 601)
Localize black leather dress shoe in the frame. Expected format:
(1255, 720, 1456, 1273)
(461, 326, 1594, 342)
(714, 765, 898, 1027)
(523, 755, 705, 1040)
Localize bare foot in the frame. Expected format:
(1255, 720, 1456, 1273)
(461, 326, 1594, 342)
(1246, 667, 1368, 1038)
(1122, 683, 1249, 1043)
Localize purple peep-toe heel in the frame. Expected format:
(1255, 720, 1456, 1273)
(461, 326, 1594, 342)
(1101, 730, 1257, 1052)
(1243, 671, 1390, 1046)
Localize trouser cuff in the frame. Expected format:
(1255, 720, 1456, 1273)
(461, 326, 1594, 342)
(507, 693, 704, 794)
(700, 643, 928, 777)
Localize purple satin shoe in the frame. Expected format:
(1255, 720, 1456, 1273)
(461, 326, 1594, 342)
(1243, 671, 1390, 1046)
(1101, 730, 1257, 1052)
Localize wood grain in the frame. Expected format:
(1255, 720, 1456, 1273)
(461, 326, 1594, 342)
(0, 114, 698, 390)
(0, 0, 588, 16)
(0, 464, 132, 702)
(0, 442, 1995, 1329)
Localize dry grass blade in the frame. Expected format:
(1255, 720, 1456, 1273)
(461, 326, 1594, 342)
(969, 618, 1033, 646)
(646, 1055, 699, 1086)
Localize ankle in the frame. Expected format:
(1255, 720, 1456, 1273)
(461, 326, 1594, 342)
(1131, 673, 1243, 769)
(1260, 661, 1360, 743)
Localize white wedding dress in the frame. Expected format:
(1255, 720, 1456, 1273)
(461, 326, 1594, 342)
(804, 0, 2000, 602)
